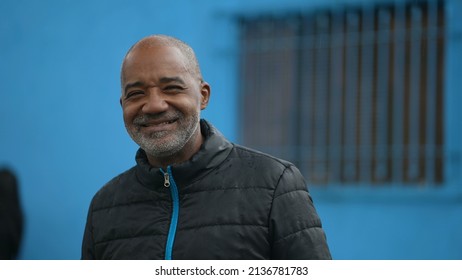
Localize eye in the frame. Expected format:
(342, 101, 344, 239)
(163, 85, 184, 93)
(125, 91, 144, 100)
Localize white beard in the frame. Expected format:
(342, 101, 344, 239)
(126, 110, 200, 158)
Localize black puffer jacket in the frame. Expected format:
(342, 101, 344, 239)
(82, 120, 331, 259)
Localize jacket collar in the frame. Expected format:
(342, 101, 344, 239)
(135, 119, 233, 190)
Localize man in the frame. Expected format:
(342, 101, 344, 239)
(82, 35, 331, 260)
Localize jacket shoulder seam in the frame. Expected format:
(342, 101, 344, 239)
(273, 226, 322, 245)
(273, 188, 308, 200)
(232, 144, 292, 169)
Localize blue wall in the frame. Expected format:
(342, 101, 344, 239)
(1, 0, 461, 259)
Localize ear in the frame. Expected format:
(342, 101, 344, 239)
(200, 81, 211, 110)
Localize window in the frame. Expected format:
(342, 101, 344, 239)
(238, 0, 445, 186)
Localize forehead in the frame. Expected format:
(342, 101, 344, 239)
(121, 45, 189, 83)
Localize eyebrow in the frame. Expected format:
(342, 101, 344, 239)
(123, 77, 186, 95)
(159, 76, 186, 85)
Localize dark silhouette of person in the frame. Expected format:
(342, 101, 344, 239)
(0, 168, 24, 259)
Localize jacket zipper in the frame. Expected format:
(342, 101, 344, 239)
(160, 166, 179, 260)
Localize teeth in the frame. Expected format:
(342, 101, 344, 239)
(140, 120, 175, 127)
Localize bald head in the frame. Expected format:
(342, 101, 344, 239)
(121, 35, 202, 86)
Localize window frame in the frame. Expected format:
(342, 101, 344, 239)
(236, 0, 462, 199)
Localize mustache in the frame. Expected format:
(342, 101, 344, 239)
(132, 112, 181, 126)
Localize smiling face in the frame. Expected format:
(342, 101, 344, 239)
(120, 40, 210, 167)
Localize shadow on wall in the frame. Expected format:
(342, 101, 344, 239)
(0, 167, 24, 259)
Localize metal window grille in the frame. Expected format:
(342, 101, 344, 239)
(238, 0, 445, 186)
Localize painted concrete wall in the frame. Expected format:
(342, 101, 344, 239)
(1, 0, 461, 259)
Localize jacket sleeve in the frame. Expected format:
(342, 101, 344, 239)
(269, 164, 332, 259)
(81, 201, 95, 260)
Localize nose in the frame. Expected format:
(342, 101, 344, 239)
(141, 87, 169, 114)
